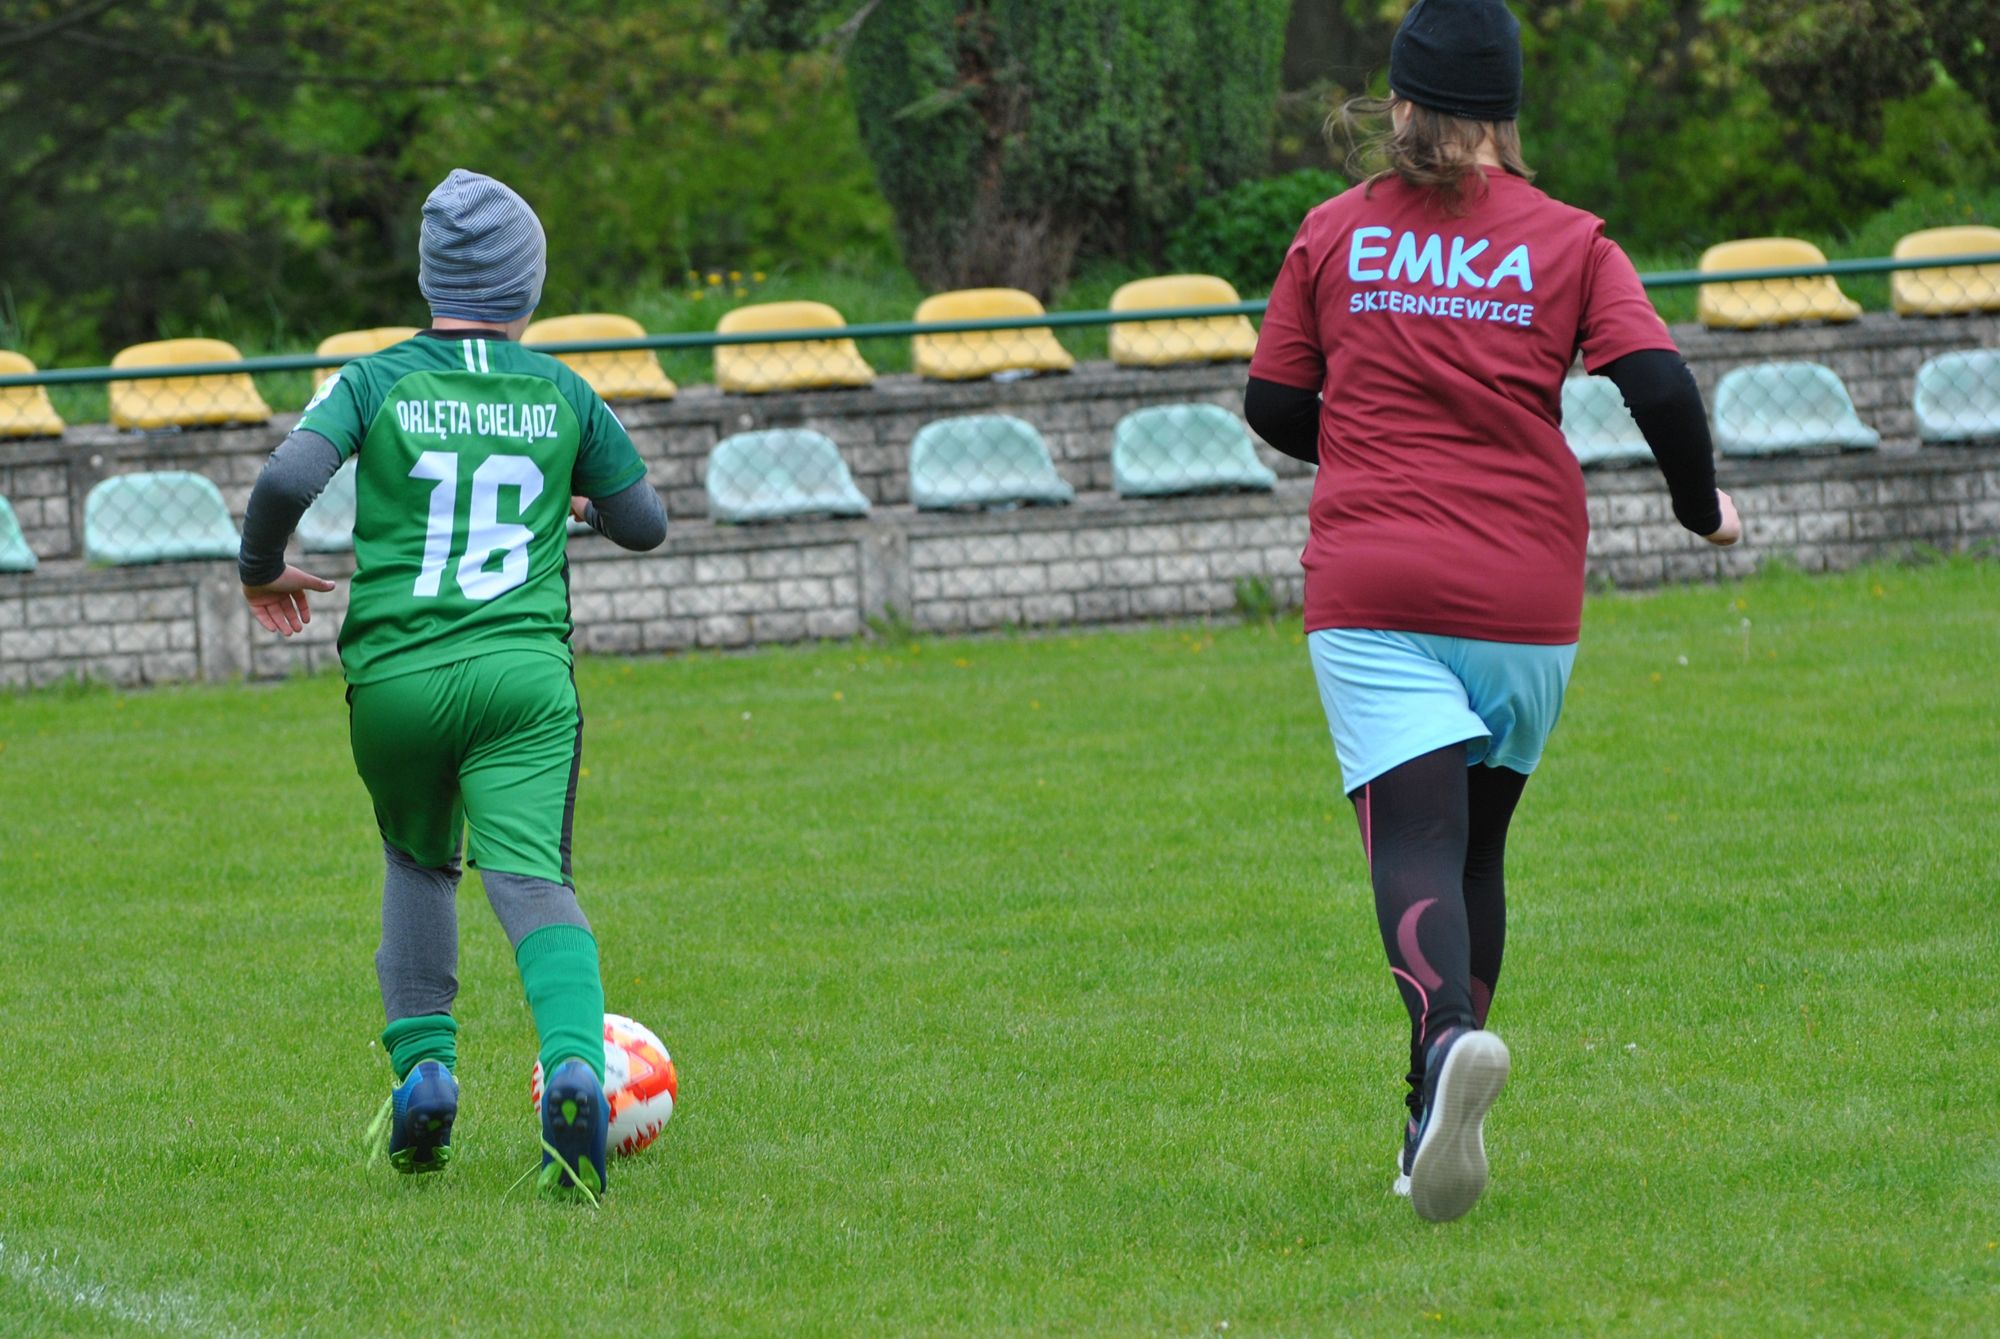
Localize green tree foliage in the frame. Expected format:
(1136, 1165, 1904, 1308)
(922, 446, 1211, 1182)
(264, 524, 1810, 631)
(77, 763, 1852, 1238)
(0, 1, 337, 353)
(1165, 169, 1348, 294)
(0, 0, 891, 361)
(840, 0, 1292, 295)
(8, 0, 2000, 359)
(1310, 0, 2000, 256)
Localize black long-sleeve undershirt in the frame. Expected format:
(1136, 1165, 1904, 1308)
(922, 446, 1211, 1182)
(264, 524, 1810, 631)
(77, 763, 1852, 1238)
(1242, 376, 1321, 465)
(1596, 349, 1723, 536)
(1242, 349, 1723, 536)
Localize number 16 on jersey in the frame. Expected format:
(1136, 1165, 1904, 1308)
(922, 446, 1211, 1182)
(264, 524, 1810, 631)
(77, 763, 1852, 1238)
(408, 451, 546, 601)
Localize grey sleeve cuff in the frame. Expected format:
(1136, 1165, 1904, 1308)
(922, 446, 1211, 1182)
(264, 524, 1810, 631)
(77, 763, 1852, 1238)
(238, 429, 344, 586)
(582, 476, 667, 552)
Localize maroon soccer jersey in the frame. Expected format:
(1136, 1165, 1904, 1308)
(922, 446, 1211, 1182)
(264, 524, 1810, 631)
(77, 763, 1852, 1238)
(1250, 168, 1676, 643)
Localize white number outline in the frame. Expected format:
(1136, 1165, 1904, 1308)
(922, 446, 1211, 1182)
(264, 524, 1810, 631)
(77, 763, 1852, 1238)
(409, 451, 457, 598)
(407, 451, 545, 601)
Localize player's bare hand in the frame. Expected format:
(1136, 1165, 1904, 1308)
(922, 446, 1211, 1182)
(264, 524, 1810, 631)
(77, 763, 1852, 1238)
(244, 565, 338, 637)
(571, 495, 591, 523)
(1703, 490, 1741, 547)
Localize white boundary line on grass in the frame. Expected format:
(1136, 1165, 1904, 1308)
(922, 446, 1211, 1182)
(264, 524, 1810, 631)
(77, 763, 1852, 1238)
(0, 1236, 255, 1338)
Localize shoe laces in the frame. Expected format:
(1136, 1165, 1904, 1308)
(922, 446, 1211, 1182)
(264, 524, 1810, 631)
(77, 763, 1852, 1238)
(363, 1093, 395, 1166)
(504, 1139, 601, 1209)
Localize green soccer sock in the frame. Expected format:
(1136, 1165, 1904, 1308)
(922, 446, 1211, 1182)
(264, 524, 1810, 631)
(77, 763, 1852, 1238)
(515, 924, 606, 1085)
(382, 1013, 459, 1081)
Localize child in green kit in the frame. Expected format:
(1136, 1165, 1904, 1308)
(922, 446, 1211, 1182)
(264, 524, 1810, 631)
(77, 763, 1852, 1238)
(237, 169, 668, 1200)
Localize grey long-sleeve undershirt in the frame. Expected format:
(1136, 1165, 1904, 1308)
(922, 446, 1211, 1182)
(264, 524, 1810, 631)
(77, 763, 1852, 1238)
(237, 428, 668, 586)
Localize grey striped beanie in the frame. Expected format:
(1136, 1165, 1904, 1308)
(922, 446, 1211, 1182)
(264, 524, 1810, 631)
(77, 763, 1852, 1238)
(418, 169, 547, 323)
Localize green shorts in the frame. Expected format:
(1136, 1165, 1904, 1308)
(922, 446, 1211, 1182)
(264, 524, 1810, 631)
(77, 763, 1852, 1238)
(348, 649, 581, 884)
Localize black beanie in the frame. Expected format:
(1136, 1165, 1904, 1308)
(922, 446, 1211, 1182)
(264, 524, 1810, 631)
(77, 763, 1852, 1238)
(1388, 0, 1523, 122)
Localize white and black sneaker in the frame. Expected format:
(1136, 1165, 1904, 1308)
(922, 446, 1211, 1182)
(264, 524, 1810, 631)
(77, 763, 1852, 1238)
(1407, 1027, 1510, 1223)
(1392, 1116, 1418, 1198)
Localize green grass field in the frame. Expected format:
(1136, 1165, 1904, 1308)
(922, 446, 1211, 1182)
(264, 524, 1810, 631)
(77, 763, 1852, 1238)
(1, 560, 1995, 1337)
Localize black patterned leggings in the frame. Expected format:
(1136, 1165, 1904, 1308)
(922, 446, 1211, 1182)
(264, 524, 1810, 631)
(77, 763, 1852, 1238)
(1352, 743, 1528, 1119)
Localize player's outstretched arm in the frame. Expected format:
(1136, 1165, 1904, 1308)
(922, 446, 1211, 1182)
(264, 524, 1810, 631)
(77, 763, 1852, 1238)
(1599, 349, 1740, 546)
(239, 428, 346, 636)
(571, 478, 667, 552)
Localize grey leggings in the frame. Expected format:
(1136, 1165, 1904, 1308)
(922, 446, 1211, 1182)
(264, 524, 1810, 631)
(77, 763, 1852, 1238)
(375, 840, 591, 1022)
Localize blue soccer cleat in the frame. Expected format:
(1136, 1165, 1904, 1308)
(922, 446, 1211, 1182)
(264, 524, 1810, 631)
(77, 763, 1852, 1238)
(538, 1058, 608, 1203)
(366, 1059, 458, 1175)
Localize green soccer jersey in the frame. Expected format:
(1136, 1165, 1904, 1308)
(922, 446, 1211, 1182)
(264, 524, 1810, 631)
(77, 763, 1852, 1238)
(296, 332, 647, 684)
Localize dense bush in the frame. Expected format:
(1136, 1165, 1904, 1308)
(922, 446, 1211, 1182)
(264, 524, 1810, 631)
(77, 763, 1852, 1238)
(1164, 169, 1349, 295)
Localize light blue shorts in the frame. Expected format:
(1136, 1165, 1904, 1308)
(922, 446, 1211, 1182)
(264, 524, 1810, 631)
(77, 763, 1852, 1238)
(1308, 628, 1578, 794)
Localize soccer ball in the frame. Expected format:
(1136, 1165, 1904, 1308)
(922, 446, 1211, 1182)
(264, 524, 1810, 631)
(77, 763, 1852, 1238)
(530, 1013, 678, 1157)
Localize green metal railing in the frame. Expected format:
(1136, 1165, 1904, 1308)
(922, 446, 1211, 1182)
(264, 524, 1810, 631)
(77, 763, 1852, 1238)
(0, 254, 1994, 391)
(1637, 252, 2000, 289)
(0, 304, 1273, 388)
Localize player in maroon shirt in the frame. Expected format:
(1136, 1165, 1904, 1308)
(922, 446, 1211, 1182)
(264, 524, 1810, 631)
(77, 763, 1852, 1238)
(1245, 0, 1739, 1222)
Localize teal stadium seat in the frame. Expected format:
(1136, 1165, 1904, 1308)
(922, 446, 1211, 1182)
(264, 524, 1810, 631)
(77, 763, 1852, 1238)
(1913, 350, 2000, 444)
(707, 429, 871, 523)
(1113, 403, 1276, 497)
(1711, 361, 1880, 457)
(0, 495, 36, 572)
(909, 414, 1075, 511)
(297, 457, 357, 552)
(84, 470, 240, 566)
(1560, 376, 1651, 466)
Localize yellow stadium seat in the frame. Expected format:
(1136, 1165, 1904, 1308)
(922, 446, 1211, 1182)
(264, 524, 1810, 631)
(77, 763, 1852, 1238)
(0, 350, 66, 438)
(313, 327, 419, 386)
(1891, 226, 2000, 317)
(1108, 275, 1257, 367)
(1696, 238, 1861, 330)
(714, 302, 875, 395)
(912, 289, 1075, 381)
(109, 339, 270, 430)
(523, 314, 677, 401)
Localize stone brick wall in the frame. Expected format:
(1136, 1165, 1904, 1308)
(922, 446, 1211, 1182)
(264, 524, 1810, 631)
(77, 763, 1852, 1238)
(0, 440, 72, 560)
(1583, 448, 1997, 587)
(1, 566, 220, 688)
(2, 312, 1996, 690)
(6, 443, 1994, 690)
(616, 360, 1307, 521)
(904, 494, 1306, 633)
